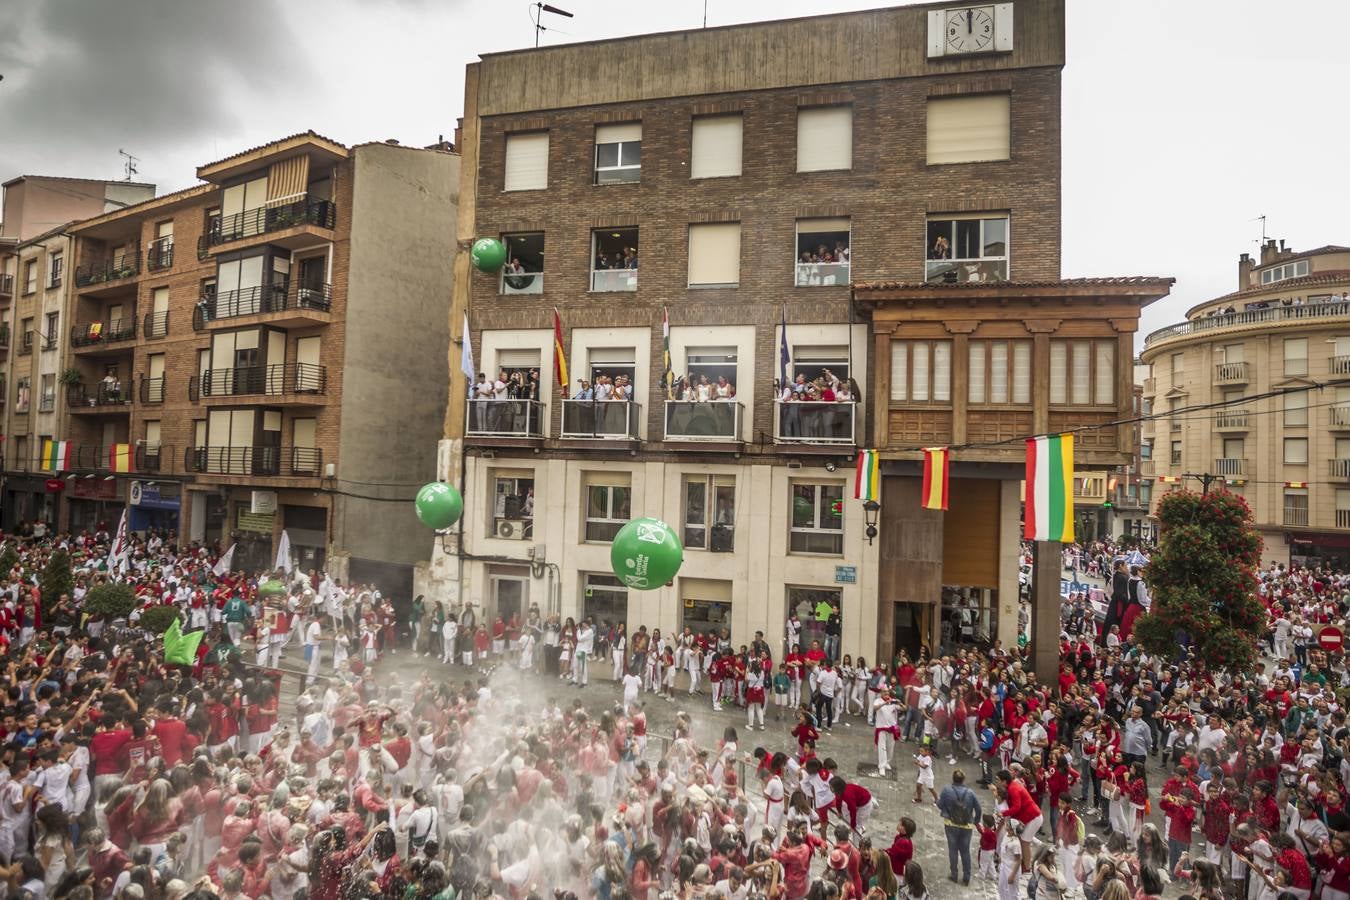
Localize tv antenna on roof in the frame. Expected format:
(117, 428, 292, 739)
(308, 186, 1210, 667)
(531, 2, 573, 47)
(118, 149, 139, 182)
(1250, 214, 1268, 244)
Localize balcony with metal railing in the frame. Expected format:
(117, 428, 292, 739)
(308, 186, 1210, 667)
(139, 376, 166, 405)
(466, 400, 546, 438)
(1213, 457, 1246, 476)
(67, 382, 132, 413)
(185, 445, 280, 476)
(205, 196, 336, 250)
(145, 239, 174, 272)
(71, 318, 137, 352)
(291, 447, 323, 476)
(194, 363, 326, 405)
(663, 401, 743, 442)
(1214, 361, 1250, 384)
(143, 310, 169, 339)
(137, 443, 165, 473)
(774, 401, 857, 445)
(74, 250, 141, 294)
(193, 282, 332, 329)
(0, 274, 12, 298)
(1283, 503, 1309, 527)
(1332, 405, 1350, 430)
(1215, 408, 1250, 431)
(1338, 509, 1350, 529)
(1145, 299, 1350, 349)
(1330, 459, 1350, 481)
(560, 400, 641, 440)
(18, 331, 33, 355)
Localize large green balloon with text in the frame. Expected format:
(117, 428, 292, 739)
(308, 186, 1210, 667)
(610, 517, 684, 590)
(415, 482, 464, 529)
(470, 237, 507, 273)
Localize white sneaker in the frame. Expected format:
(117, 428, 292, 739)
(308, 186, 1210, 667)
(948, 757, 957, 765)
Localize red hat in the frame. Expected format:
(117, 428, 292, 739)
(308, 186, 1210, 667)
(828, 849, 848, 871)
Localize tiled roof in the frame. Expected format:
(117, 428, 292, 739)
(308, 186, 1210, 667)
(1185, 269, 1350, 318)
(852, 276, 1174, 291)
(2, 174, 155, 189)
(198, 130, 347, 169)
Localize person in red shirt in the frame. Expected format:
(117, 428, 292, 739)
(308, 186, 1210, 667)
(829, 776, 876, 832)
(89, 714, 133, 785)
(117, 720, 159, 783)
(886, 817, 916, 877)
(756, 826, 825, 900)
(1269, 832, 1313, 898)
(995, 769, 1042, 871)
(150, 699, 190, 766)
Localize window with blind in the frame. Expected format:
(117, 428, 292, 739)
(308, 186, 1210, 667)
(691, 115, 743, 179)
(594, 123, 642, 184)
(1284, 392, 1308, 426)
(504, 132, 549, 191)
(1050, 339, 1114, 405)
(1284, 437, 1308, 465)
(1283, 337, 1308, 376)
(926, 94, 1011, 164)
(687, 223, 741, 287)
(796, 106, 853, 172)
(968, 340, 1031, 405)
(890, 340, 952, 404)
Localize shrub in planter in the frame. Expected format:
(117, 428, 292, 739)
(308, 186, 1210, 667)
(139, 604, 181, 635)
(40, 550, 74, 617)
(82, 583, 138, 621)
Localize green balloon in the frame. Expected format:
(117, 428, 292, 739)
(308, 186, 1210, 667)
(257, 579, 288, 598)
(416, 482, 463, 529)
(610, 517, 683, 591)
(471, 238, 507, 273)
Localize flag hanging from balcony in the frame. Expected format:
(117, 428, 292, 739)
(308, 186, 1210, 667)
(552, 307, 569, 395)
(460, 312, 475, 382)
(854, 449, 879, 502)
(779, 304, 791, 389)
(921, 447, 949, 510)
(108, 443, 134, 474)
(661, 307, 674, 399)
(40, 439, 71, 472)
(1024, 433, 1075, 542)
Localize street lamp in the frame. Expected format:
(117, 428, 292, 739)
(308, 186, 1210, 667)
(862, 500, 880, 545)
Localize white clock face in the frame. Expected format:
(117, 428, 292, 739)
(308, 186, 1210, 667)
(945, 6, 995, 53)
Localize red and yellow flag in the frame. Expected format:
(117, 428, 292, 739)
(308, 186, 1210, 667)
(108, 443, 134, 473)
(552, 306, 569, 394)
(921, 447, 949, 510)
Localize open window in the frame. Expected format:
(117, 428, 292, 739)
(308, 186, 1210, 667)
(590, 227, 638, 292)
(492, 470, 535, 541)
(925, 215, 1008, 283)
(795, 218, 850, 286)
(500, 233, 544, 295)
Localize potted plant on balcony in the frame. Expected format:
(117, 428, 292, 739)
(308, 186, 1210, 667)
(59, 368, 82, 386)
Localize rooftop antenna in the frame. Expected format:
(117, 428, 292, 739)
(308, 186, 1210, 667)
(532, 2, 573, 47)
(118, 149, 139, 182)
(703, 0, 708, 27)
(1250, 214, 1267, 244)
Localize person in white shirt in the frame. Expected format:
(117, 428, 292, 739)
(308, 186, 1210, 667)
(873, 692, 901, 775)
(303, 619, 323, 687)
(398, 790, 440, 858)
(1197, 715, 1227, 754)
(573, 621, 595, 686)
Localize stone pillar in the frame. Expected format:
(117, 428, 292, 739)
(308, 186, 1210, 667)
(1032, 540, 1061, 684)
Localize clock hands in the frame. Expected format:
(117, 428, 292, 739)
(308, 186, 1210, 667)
(967, 8, 973, 33)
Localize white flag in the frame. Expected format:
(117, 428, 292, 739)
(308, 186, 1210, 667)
(212, 543, 236, 578)
(461, 312, 475, 382)
(106, 509, 130, 574)
(275, 530, 293, 575)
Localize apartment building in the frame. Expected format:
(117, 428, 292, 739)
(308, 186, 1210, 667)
(11, 134, 458, 592)
(423, 0, 1164, 665)
(1, 176, 157, 525)
(1141, 240, 1350, 567)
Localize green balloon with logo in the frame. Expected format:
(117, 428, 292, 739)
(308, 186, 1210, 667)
(470, 237, 507, 273)
(415, 482, 464, 529)
(610, 517, 684, 590)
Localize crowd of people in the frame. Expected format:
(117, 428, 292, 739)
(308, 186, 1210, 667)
(0, 521, 1346, 900)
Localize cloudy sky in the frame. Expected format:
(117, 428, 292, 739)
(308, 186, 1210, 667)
(0, 0, 1343, 338)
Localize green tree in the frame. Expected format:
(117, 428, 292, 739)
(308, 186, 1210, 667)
(1133, 488, 1266, 673)
(82, 583, 138, 621)
(39, 549, 74, 618)
(139, 605, 181, 634)
(0, 543, 18, 580)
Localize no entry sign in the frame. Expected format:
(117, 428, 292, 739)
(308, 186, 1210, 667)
(1319, 625, 1345, 653)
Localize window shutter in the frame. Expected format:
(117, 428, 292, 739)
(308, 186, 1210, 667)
(890, 343, 908, 401)
(1071, 341, 1091, 404)
(691, 115, 743, 179)
(968, 343, 986, 404)
(912, 343, 930, 401)
(796, 106, 853, 172)
(497, 349, 541, 368)
(687, 223, 741, 286)
(1012, 341, 1031, 403)
(990, 341, 1009, 404)
(596, 123, 642, 143)
(933, 342, 952, 402)
(926, 94, 1011, 164)
(1094, 342, 1115, 405)
(504, 133, 549, 191)
(1050, 342, 1067, 404)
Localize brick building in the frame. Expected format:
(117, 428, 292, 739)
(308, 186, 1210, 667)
(421, 0, 1168, 667)
(4, 134, 458, 592)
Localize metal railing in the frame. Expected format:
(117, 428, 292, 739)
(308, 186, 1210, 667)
(0, 327, 8, 348)
(194, 282, 332, 326)
(590, 269, 637, 292)
(1330, 459, 1350, 480)
(1170, 449, 1182, 464)
(795, 262, 850, 287)
(1333, 405, 1350, 428)
(1213, 457, 1246, 476)
(291, 447, 323, 476)
(500, 271, 544, 295)
(68, 382, 132, 408)
(207, 196, 336, 246)
(143, 311, 169, 338)
(48, 264, 62, 289)
(199, 363, 326, 398)
(185, 445, 281, 476)
(1283, 504, 1309, 527)
(0, 274, 12, 295)
(1338, 509, 1350, 529)
(18, 331, 33, 355)
(38, 394, 54, 412)
(41, 332, 58, 351)
(1215, 409, 1249, 429)
(1214, 361, 1250, 382)
(136, 444, 164, 473)
(1331, 355, 1350, 375)
(1145, 300, 1350, 347)
(775, 400, 856, 444)
(146, 239, 174, 272)
(139, 376, 166, 404)
(560, 399, 641, 439)
(925, 258, 1007, 284)
(664, 400, 742, 441)
(466, 399, 545, 437)
(75, 251, 141, 287)
(71, 319, 137, 347)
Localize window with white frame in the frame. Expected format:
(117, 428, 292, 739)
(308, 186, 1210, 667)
(688, 223, 741, 287)
(795, 218, 850, 287)
(1260, 260, 1309, 285)
(500, 233, 544, 295)
(590, 227, 638, 292)
(796, 106, 853, 172)
(23, 261, 36, 295)
(691, 114, 743, 179)
(491, 470, 535, 541)
(926, 94, 1011, 165)
(594, 123, 642, 184)
(48, 251, 63, 287)
(925, 215, 1008, 283)
(1284, 337, 1307, 376)
(1049, 339, 1115, 405)
(684, 475, 735, 552)
(503, 132, 549, 191)
(1283, 488, 1308, 525)
(889, 340, 952, 404)
(582, 573, 629, 629)
(584, 475, 632, 543)
(968, 340, 1031, 405)
(789, 482, 844, 555)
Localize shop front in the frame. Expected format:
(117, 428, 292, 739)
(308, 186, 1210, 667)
(282, 504, 327, 572)
(66, 477, 127, 534)
(128, 480, 181, 536)
(2, 475, 58, 532)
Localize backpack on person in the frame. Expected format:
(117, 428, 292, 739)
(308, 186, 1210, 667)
(947, 786, 975, 827)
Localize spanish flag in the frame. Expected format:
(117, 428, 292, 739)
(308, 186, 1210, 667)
(854, 449, 879, 502)
(921, 447, 949, 510)
(552, 307, 569, 395)
(41, 439, 71, 472)
(108, 443, 134, 473)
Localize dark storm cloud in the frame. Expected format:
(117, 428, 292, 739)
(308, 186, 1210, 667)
(0, 0, 308, 177)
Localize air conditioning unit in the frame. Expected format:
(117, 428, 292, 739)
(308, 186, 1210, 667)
(496, 519, 530, 540)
